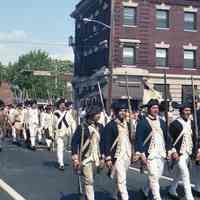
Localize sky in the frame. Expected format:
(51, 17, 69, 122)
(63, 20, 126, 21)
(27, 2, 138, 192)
(0, 0, 80, 64)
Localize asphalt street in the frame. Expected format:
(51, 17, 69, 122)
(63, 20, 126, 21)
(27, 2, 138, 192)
(0, 139, 200, 200)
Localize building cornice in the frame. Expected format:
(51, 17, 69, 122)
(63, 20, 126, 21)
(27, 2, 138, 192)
(71, 0, 98, 18)
(184, 5, 198, 12)
(150, 0, 200, 7)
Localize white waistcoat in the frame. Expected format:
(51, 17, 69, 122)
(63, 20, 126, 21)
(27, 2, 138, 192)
(147, 117, 166, 160)
(177, 118, 193, 155)
(115, 120, 132, 159)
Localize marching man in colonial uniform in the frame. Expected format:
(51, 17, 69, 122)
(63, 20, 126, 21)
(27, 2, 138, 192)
(8, 104, 17, 144)
(42, 105, 54, 151)
(12, 103, 25, 145)
(53, 99, 76, 170)
(37, 105, 45, 145)
(28, 100, 39, 150)
(65, 101, 76, 151)
(135, 99, 172, 200)
(71, 104, 104, 200)
(103, 99, 133, 200)
(168, 102, 200, 200)
(0, 100, 5, 151)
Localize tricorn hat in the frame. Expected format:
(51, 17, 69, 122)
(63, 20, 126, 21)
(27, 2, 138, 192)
(111, 99, 129, 111)
(146, 99, 160, 109)
(86, 104, 102, 117)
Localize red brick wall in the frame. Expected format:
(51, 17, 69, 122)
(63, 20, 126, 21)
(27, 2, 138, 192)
(0, 81, 14, 105)
(112, 0, 200, 75)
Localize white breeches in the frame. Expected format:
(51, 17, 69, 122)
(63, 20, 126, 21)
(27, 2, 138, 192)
(46, 138, 52, 147)
(56, 137, 64, 166)
(37, 127, 43, 142)
(22, 128, 27, 141)
(147, 157, 165, 200)
(115, 154, 130, 200)
(82, 162, 95, 200)
(12, 126, 16, 141)
(29, 124, 38, 147)
(171, 153, 194, 200)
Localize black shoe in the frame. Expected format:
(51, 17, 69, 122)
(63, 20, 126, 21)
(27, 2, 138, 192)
(168, 191, 180, 200)
(12, 141, 17, 145)
(31, 146, 36, 151)
(58, 165, 64, 171)
(140, 188, 149, 199)
(0, 147, 2, 152)
(16, 142, 21, 147)
(192, 188, 200, 197)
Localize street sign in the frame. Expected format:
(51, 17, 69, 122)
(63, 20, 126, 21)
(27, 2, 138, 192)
(33, 70, 51, 76)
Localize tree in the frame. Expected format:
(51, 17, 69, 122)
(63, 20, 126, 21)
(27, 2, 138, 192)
(5, 50, 73, 100)
(0, 62, 6, 81)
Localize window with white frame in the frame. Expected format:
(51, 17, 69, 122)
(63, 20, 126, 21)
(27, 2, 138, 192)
(184, 50, 196, 68)
(156, 10, 169, 28)
(156, 48, 168, 67)
(184, 12, 196, 31)
(123, 46, 136, 65)
(123, 7, 136, 26)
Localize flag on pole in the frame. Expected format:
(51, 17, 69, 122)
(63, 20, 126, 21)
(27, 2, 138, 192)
(143, 80, 162, 105)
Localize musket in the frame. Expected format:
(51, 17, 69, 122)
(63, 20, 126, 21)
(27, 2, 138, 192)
(97, 82, 109, 124)
(125, 72, 134, 142)
(163, 71, 174, 170)
(125, 72, 143, 171)
(191, 76, 200, 165)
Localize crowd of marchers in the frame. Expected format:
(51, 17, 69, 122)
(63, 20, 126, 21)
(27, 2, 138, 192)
(0, 98, 200, 200)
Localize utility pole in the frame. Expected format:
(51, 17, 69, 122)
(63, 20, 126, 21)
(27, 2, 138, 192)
(107, 0, 115, 114)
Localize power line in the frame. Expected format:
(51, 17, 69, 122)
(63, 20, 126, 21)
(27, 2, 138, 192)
(0, 40, 68, 47)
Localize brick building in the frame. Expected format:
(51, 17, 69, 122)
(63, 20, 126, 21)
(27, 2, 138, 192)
(71, 0, 200, 106)
(0, 81, 14, 105)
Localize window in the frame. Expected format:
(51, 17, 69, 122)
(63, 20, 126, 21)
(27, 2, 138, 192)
(156, 48, 168, 67)
(156, 10, 169, 28)
(184, 50, 196, 68)
(182, 85, 197, 103)
(123, 7, 136, 26)
(123, 46, 136, 65)
(184, 12, 196, 31)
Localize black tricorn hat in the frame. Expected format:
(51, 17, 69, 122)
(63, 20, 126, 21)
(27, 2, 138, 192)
(171, 101, 193, 112)
(147, 99, 160, 109)
(65, 101, 73, 107)
(16, 103, 23, 108)
(86, 104, 102, 117)
(56, 98, 65, 107)
(30, 100, 37, 106)
(179, 101, 193, 112)
(171, 101, 180, 109)
(24, 100, 31, 107)
(45, 104, 52, 110)
(130, 99, 139, 112)
(111, 99, 129, 111)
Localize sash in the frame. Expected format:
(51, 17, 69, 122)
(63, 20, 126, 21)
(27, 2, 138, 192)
(54, 111, 69, 129)
(173, 118, 191, 147)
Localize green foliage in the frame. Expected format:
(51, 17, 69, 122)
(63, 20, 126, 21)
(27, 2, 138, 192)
(2, 50, 73, 100)
(0, 62, 7, 81)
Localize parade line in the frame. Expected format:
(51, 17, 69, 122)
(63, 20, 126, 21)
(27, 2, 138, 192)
(0, 179, 27, 200)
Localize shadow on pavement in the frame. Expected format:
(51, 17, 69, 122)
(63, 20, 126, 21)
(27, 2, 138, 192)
(59, 191, 118, 200)
(43, 161, 70, 168)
